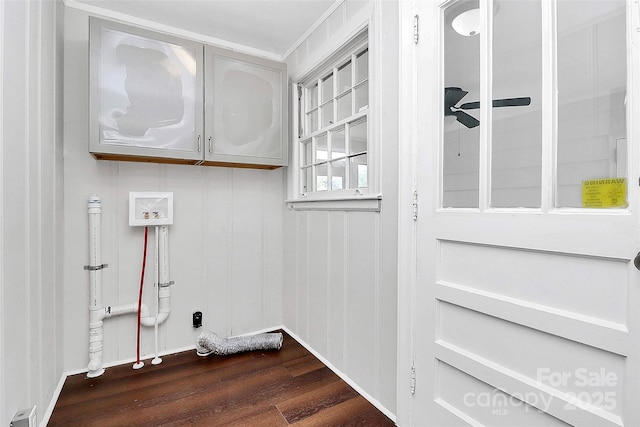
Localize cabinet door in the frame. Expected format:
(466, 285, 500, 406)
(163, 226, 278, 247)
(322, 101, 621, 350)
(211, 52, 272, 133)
(89, 18, 204, 163)
(204, 46, 288, 168)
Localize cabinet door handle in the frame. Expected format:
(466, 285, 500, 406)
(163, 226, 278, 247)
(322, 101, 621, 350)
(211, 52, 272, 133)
(208, 136, 213, 153)
(197, 135, 202, 152)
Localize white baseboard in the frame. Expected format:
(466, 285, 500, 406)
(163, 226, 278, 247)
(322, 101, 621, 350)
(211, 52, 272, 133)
(280, 325, 397, 424)
(40, 374, 66, 427)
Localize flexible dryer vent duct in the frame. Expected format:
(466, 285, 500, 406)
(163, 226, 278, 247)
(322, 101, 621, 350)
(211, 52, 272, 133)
(196, 331, 283, 356)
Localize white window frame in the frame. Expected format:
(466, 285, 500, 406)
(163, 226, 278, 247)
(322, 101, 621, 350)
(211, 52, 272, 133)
(287, 29, 381, 212)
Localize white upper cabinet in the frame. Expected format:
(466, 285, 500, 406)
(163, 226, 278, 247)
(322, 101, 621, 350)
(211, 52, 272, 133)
(89, 18, 204, 164)
(89, 18, 287, 169)
(204, 46, 288, 168)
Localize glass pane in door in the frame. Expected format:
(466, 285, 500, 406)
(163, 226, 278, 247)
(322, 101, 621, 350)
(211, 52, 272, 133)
(556, 0, 627, 208)
(442, 0, 480, 208)
(491, 0, 542, 208)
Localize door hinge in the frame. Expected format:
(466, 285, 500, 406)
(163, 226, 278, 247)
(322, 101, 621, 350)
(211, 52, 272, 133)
(414, 15, 419, 44)
(412, 190, 418, 221)
(410, 365, 416, 394)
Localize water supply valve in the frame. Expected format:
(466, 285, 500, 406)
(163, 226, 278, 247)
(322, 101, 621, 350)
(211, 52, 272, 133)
(129, 192, 174, 226)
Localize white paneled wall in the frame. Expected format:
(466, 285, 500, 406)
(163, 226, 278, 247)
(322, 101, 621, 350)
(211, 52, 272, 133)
(284, 0, 398, 416)
(1, 0, 64, 424)
(63, 7, 284, 372)
(0, 0, 403, 423)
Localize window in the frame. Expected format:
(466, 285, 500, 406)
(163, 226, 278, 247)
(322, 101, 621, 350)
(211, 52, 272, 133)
(296, 36, 370, 199)
(441, 0, 627, 210)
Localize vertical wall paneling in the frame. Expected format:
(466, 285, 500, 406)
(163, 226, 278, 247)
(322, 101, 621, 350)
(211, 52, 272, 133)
(283, 0, 398, 416)
(205, 166, 232, 336)
(1, 0, 64, 423)
(345, 213, 377, 392)
(29, 0, 42, 409)
(307, 211, 329, 355)
(328, 211, 346, 370)
(230, 169, 263, 335)
(0, 0, 5, 420)
(4, 1, 30, 419)
(297, 211, 309, 341)
(263, 169, 284, 329)
(282, 208, 296, 330)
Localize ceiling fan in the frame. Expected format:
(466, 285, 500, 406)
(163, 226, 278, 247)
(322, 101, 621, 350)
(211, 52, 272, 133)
(445, 86, 531, 129)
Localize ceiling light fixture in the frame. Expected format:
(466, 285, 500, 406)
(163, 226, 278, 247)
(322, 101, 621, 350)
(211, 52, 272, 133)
(452, 8, 480, 36)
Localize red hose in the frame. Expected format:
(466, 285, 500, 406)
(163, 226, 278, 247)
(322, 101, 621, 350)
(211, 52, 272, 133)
(136, 226, 149, 365)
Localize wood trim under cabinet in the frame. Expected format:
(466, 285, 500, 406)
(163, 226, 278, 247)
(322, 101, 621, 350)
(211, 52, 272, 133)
(91, 153, 283, 170)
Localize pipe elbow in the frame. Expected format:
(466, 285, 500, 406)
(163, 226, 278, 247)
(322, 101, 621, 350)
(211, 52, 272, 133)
(140, 310, 170, 327)
(89, 308, 106, 323)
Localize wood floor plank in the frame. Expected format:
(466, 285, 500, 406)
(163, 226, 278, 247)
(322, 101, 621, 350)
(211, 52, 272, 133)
(277, 378, 359, 423)
(289, 396, 395, 427)
(283, 353, 326, 377)
(181, 367, 342, 426)
(217, 406, 289, 427)
(48, 332, 394, 426)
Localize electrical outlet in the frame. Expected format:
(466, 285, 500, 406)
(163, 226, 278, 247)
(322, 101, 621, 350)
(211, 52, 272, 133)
(11, 406, 36, 427)
(193, 311, 202, 328)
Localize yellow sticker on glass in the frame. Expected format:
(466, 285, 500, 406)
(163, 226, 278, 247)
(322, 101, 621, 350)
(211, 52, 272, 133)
(582, 178, 627, 208)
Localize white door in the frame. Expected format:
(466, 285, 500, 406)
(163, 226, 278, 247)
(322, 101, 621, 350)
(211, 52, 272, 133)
(410, 0, 640, 425)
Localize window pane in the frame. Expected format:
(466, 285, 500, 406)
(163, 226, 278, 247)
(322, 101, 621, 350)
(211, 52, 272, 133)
(321, 74, 334, 103)
(316, 163, 328, 191)
(321, 102, 334, 128)
(337, 92, 352, 122)
(331, 159, 346, 190)
(337, 61, 352, 93)
(349, 119, 367, 154)
(315, 133, 328, 162)
(442, 0, 480, 208)
(301, 166, 312, 193)
(556, 0, 627, 208)
(355, 81, 368, 112)
(491, 0, 542, 208)
(356, 49, 368, 84)
(301, 138, 312, 166)
(331, 126, 346, 159)
(307, 83, 318, 110)
(306, 110, 318, 135)
(349, 154, 367, 189)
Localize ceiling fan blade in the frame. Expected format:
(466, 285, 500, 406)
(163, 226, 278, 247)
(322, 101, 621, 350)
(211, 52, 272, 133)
(459, 97, 531, 110)
(445, 87, 468, 110)
(492, 97, 531, 108)
(452, 111, 479, 128)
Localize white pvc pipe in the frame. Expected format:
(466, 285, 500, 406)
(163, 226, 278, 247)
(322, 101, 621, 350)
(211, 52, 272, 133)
(87, 196, 105, 378)
(140, 225, 170, 327)
(86, 196, 172, 378)
(151, 226, 162, 365)
(104, 303, 137, 318)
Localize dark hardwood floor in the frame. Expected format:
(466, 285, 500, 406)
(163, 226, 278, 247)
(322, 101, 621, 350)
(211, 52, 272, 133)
(49, 331, 395, 426)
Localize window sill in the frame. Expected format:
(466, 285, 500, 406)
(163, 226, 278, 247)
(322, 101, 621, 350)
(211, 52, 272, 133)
(286, 194, 382, 212)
